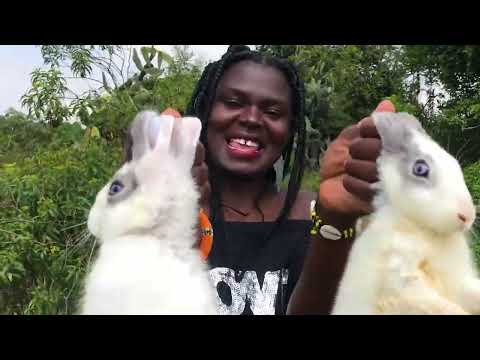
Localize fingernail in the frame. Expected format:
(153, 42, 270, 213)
(375, 100, 396, 113)
(161, 107, 181, 118)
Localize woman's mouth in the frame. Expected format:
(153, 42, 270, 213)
(226, 138, 263, 159)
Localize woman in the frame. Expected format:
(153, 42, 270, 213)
(161, 45, 393, 314)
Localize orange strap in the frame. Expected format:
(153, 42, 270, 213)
(198, 208, 213, 261)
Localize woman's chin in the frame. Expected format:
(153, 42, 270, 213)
(219, 164, 269, 181)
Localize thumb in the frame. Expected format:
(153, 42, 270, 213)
(374, 99, 396, 113)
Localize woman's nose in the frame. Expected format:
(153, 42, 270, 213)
(239, 106, 262, 127)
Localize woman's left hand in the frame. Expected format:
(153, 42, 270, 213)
(317, 100, 396, 219)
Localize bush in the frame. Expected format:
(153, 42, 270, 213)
(464, 161, 480, 267)
(0, 130, 122, 314)
(300, 170, 320, 193)
(77, 70, 200, 142)
(0, 115, 52, 164)
(464, 161, 480, 204)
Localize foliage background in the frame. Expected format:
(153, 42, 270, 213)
(1, 45, 479, 314)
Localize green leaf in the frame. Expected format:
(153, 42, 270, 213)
(90, 127, 100, 138)
(141, 46, 156, 66)
(101, 72, 111, 93)
(132, 49, 143, 72)
(157, 51, 174, 66)
(144, 67, 161, 76)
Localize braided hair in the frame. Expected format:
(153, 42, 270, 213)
(186, 45, 307, 230)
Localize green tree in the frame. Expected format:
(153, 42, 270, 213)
(403, 45, 480, 165)
(259, 45, 409, 169)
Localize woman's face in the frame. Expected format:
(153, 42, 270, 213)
(207, 60, 292, 178)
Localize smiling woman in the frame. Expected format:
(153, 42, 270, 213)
(183, 46, 312, 315)
(121, 45, 392, 315)
(181, 44, 399, 315)
(208, 60, 292, 178)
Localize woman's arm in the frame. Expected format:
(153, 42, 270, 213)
(287, 207, 355, 314)
(288, 100, 395, 315)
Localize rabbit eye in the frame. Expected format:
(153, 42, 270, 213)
(412, 160, 429, 178)
(108, 180, 124, 196)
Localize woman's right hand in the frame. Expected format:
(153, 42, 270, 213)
(192, 141, 211, 217)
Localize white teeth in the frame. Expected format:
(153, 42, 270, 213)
(231, 138, 244, 145)
(231, 138, 259, 148)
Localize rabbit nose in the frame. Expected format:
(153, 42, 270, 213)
(457, 197, 476, 226)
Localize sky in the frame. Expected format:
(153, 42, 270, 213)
(0, 45, 433, 116)
(0, 45, 231, 115)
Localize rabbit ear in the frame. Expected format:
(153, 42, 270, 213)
(372, 112, 424, 155)
(151, 114, 175, 153)
(129, 111, 175, 161)
(180, 117, 202, 149)
(168, 116, 202, 165)
(128, 112, 154, 160)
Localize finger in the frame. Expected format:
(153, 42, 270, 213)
(320, 124, 360, 179)
(358, 100, 396, 138)
(199, 183, 211, 208)
(343, 175, 376, 203)
(358, 117, 380, 138)
(193, 142, 206, 166)
(191, 163, 209, 186)
(374, 99, 396, 113)
(337, 123, 360, 141)
(349, 138, 382, 161)
(319, 177, 373, 216)
(345, 159, 379, 183)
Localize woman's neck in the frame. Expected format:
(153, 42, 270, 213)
(216, 171, 278, 221)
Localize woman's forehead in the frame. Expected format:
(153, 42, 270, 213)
(217, 60, 292, 104)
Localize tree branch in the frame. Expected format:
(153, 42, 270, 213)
(64, 76, 103, 85)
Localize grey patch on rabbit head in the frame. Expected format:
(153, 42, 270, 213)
(107, 167, 139, 205)
(374, 112, 439, 193)
(372, 112, 425, 155)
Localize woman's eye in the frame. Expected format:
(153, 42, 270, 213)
(224, 98, 242, 107)
(265, 109, 280, 117)
(108, 180, 124, 196)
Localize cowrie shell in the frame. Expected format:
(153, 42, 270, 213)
(320, 224, 342, 240)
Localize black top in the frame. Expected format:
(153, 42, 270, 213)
(207, 219, 312, 315)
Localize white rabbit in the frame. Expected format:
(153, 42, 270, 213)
(80, 111, 217, 315)
(332, 112, 478, 315)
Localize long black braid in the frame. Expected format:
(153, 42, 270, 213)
(186, 45, 306, 235)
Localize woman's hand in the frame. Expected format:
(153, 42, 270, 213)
(318, 100, 396, 219)
(192, 142, 211, 216)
